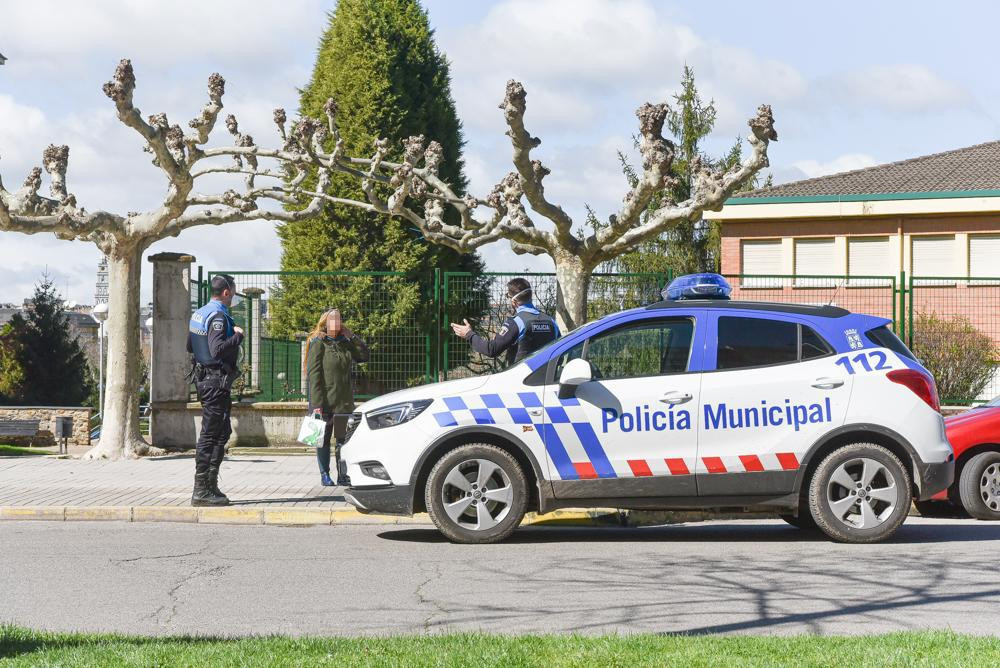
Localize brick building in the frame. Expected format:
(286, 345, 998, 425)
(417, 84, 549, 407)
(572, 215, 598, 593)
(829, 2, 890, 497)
(711, 141, 1000, 329)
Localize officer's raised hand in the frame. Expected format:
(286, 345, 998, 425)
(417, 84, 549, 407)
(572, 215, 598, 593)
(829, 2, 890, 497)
(450, 319, 473, 339)
(233, 325, 244, 337)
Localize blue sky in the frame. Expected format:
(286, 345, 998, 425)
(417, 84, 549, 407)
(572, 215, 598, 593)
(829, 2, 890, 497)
(1, 0, 996, 304)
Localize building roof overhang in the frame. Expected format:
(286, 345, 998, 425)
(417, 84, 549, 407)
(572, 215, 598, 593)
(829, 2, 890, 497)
(712, 190, 1000, 222)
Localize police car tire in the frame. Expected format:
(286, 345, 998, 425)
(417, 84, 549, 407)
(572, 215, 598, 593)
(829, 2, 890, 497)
(425, 443, 528, 544)
(808, 443, 912, 544)
(958, 451, 1000, 521)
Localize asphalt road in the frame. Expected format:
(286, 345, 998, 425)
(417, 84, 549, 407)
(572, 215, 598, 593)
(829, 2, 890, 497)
(3, 518, 1000, 637)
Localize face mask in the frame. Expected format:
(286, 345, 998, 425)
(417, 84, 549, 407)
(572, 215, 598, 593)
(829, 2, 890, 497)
(509, 287, 530, 312)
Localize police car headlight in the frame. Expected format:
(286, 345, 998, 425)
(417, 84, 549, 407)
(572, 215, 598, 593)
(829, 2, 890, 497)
(365, 399, 433, 430)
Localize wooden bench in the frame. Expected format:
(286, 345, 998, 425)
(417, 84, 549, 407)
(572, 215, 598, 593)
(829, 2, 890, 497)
(0, 419, 41, 446)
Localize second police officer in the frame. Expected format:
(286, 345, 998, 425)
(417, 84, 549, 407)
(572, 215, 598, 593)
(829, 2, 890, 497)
(450, 277, 560, 366)
(187, 274, 244, 507)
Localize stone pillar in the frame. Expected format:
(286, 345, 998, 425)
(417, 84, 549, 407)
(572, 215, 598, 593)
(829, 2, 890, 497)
(148, 252, 197, 448)
(243, 287, 264, 391)
(296, 332, 310, 399)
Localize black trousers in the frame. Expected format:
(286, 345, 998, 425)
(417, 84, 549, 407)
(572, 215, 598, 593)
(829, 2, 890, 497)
(315, 412, 348, 476)
(195, 373, 233, 472)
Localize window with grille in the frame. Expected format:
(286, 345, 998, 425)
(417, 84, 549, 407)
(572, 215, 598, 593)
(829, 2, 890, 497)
(741, 240, 782, 288)
(912, 235, 957, 285)
(848, 237, 892, 286)
(969, 234, 1000, 282)
(794, 238, 837, 287)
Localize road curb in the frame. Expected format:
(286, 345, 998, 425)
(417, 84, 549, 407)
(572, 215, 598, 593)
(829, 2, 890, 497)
(0, 505, 626, 527)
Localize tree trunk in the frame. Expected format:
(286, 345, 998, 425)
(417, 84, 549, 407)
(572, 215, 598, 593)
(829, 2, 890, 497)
(84, 243, 161, 459)
(553, 254, 591, 332)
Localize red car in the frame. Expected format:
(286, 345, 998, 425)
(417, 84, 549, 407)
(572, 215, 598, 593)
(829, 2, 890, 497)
(919, 397, 1000, 520)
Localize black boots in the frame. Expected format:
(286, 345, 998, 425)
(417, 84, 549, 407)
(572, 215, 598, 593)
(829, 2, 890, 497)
(207, 465, 230, 504)
(192, 469, 229, 507)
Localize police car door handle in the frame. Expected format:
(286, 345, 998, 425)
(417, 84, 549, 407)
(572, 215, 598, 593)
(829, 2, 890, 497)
(811, 377, 845, 389)
(659, 391, 692, 405)
(528, 409, 543, 417)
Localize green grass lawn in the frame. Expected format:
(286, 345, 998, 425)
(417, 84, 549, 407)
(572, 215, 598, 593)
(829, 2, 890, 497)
(0, 445, 53, 457)
(2, 626, 999, 667)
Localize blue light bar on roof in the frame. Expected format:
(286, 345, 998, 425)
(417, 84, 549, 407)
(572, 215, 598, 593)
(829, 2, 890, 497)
(662, 272, 732, 300)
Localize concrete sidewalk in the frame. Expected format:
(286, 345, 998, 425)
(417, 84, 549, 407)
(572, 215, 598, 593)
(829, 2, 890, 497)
(0, 455, 617, 527)
(0, 454, 347, 508)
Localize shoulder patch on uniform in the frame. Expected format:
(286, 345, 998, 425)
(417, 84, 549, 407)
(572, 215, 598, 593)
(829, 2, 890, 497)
(212, 320, 224, 331)
(498, 324, 509, 337)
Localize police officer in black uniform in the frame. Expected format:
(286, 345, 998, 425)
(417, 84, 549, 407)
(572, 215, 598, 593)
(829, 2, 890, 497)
(187, 274, 244, 506)
(451, 277, 560, 366)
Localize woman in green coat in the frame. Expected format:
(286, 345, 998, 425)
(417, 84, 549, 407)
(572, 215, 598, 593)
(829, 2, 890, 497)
(305, 309, 369, 486)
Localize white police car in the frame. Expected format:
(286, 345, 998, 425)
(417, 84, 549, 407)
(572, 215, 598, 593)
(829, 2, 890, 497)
(342, 274, 954, 544)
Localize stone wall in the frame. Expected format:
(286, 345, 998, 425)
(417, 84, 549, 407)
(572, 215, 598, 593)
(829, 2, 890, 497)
(151, 400, 354, 449)
(0, 406, 92, 446)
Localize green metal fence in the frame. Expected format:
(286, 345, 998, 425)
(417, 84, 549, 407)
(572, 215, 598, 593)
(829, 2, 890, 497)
(201, 271, 435, 401)
(908, 275, 1000, 404)
(188, 268, 998, 406)
(441, 271, 667, 380)
(724, 274, 898, 333)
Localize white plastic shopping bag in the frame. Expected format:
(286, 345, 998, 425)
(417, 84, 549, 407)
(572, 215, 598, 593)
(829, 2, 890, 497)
(297, 414, 326, 447)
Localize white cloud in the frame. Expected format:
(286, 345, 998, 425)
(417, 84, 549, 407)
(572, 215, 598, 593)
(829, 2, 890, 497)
(1, 0, 327, 74)
(1, 0, 986, 304)
(830, 65, 970, 113)
(0, 96, 48, 168)
(0, 3, 325, 303)
(791, 153, 878, 179)
(450, 0, 701, 86)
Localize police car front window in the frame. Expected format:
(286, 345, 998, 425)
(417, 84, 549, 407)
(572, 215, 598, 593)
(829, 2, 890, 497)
(717, 317, 798, 370)
(563, 318, 694, 380)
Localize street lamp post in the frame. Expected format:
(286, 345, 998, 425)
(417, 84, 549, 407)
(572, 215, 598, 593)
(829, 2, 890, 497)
(92, 303, 109, 417)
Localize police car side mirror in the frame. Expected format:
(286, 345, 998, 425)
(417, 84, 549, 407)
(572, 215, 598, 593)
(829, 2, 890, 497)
(558, 358, 593, 398)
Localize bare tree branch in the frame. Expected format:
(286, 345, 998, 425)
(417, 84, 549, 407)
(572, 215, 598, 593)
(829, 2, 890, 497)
(500, 80, 575, 248)
(594, 102, 675, 247)
(594, 104, 776, 260)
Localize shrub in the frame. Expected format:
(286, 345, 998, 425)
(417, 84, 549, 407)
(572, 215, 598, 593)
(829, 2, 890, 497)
(911, 312, 997, 402)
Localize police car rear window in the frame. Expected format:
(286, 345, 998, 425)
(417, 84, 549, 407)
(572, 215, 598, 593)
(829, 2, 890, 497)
(717, 317, 834, 369)
(865, 325, 915, 360)
(802, 326, 834, 360)
(718, 317, 797, 369)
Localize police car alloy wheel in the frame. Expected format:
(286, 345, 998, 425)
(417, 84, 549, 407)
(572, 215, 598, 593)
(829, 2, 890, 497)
(425, 443, 528, 544)
(808, 443, 912, 544)
(958, 451, 1000, 521)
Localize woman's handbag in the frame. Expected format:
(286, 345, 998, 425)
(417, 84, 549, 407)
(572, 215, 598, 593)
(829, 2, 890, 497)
(297, 413, 327, 447)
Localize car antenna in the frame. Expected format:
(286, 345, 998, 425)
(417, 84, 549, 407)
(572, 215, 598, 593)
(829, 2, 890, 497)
(826, 278, 845, 306)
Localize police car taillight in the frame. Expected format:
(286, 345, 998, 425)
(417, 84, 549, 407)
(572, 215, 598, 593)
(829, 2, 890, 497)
(662, 272, 732, 300)
(887, 369, 941, 412)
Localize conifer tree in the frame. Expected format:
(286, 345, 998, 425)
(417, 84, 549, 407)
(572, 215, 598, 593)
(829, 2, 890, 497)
(599, 66, 770, 275)
(0, 323, 25, 403)
(271, 0, 483, 355)
(5, 276, 95, 406)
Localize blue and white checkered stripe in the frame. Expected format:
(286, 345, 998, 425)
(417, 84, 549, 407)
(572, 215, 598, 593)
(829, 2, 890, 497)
(431, 393, 617, 481)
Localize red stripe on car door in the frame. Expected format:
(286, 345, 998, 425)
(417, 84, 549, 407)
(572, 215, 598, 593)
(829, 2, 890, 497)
(627, 460, 653, 477)
(739, 455, 765, 472)
(776, 453, 800, 470)
(702, 457, 727, 474)
(665, 458, 690, 475)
